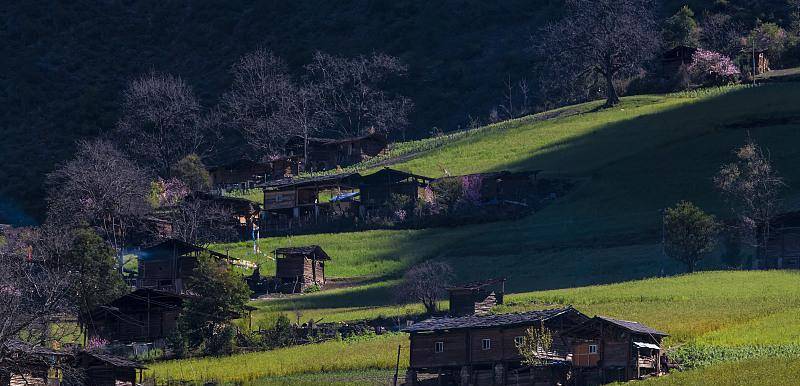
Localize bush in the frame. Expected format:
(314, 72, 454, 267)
(689, 49, 740, 86)
(264, 314, 295, 349)
(303, 284, 321, 293)
(171, 154, 212, 192)
(205, 324, 237, 356)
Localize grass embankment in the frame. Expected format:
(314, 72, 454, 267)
(145, 334, 406, 383)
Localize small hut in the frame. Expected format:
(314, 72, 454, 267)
(447, 278, 506, 317)
(72, 351, 145, 386)
(274, 245, 331, 293)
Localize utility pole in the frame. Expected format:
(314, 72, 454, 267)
(752, 36, 757, 85)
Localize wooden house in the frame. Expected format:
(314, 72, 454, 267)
(447, 278, 506, 317)
(434, 170, 540, 206)
(70, 351, 145, 386)
(286, 133, 388, 172)
(562, 316, 668, 384)
(208, 157, 300, 190)
(273, 245, 330, 293)
(402, 307, 589, 385)
(764, 211, 800, 269)
(84, 289, 187, 345)
(359, 168, 433, 213)
(134, 238, 236, 294)
(661, 45, 697, 73)
(261, 173, 360, 232)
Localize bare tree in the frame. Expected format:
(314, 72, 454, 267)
(396, 261, 453, 314)
(537, 0, 660, 107)
(115, 71, 207, 174)
(0, 227, 77, 379)
(715, 139, 785, 266)
(699, 13, 745, 58)
(280, 82, 327, 171)
(168, 198, 238, 246)
(221, 48, 294, 158)
(306, 51, 413, 138)
(46, 139, 152, 256)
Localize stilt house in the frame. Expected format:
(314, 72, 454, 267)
(208, 157, 300, 190)
(402, 307, 589, 385)
(274, 245, 330, 293)
(262, 173, 360, 232)
(358, 168, 433, 212)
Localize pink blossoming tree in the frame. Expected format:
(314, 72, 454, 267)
(689, 49, 740, 86)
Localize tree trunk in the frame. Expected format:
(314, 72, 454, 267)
(604, 72, 620, 107)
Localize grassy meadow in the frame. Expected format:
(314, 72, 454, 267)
(164, 84, 800, 384)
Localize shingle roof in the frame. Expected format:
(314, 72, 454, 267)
(596, 316, 669, 337)
(262, 172, 360, 190)
(81, 350, 146, 369)
(403, 307, 577, 333)
(274, 245, 331, 260)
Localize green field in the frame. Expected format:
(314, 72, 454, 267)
(149, 271, 800, 384)
(172, 84, 800, 384)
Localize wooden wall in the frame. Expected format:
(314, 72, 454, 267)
(275, 255, 325, 291)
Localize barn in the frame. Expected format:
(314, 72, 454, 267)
(402, 307, 589, 385)
(273, 245, 331, 293)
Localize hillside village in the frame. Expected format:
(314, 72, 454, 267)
(5, 1, 800, 386)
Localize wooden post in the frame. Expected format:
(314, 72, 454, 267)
(393, 344, 401, 386)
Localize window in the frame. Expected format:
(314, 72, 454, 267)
(482, 338, 491, 350)
(588, 344, 598, 354)
(514, 336, 524, 346)
(435, 341, 444, 353)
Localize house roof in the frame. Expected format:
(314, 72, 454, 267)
(80, 350, 146, 369)
(359, 167, 433, 185)
(402, 307, 582, 333)
(136, 238, 233, 261)
(186, 192, 261, 214)
(274, 245, 331, 260)
(207, 158, 271, 173)
(595, 316, 669, 337)
(3, 339, 67, 357)
(262, 172, 361, 190)
(289, 133, 388, 147)
(447, 277, 506, 291)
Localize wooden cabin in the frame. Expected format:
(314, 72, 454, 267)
(273, 246, 330, 293)
(661, 45, 697, 73)
(562, 316, 668, 384)
(359, 168, 433, 213)
(208, 157, 300, 190)
(287, 133, 388, 172)
(71, 351, 145, 386)
(402, 307, 589, 385)
(84, 289, 186, 345)
(134, 238, 235, 294)
(447, 278, 506, 317)
(764, 211, 800, 269)
(262, 173, 360, 233)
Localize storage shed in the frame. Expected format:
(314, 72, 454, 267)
(71, 351, 145, 386)
(447, 278, 506, 317)
(274, 245, 331, 293)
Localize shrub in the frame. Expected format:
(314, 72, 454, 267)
(205, 324, 237, 356)
(689, 49, 740, 86)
